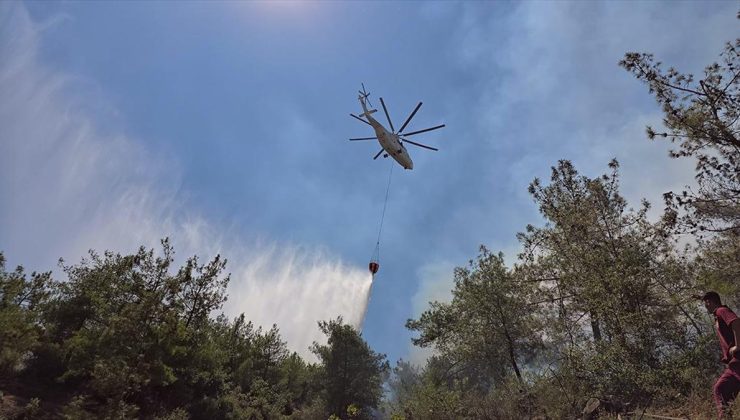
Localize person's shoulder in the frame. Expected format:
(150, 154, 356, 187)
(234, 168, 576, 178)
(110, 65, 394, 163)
(717, 306, 736, 313)
(716, 306, 739, 321)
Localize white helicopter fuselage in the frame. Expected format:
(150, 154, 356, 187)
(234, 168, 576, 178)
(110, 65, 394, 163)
(360, 97, 413, 170)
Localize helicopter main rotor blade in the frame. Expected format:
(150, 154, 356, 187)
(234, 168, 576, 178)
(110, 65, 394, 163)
(350, 113, 372, 126)
(379, 97, 395, 133)
(349, 137, 377, 141)
(400, 124, 446, 137)
(401, 138, 438, 151)
(373, 149, 385, 160)
(398, 102, 423, 134)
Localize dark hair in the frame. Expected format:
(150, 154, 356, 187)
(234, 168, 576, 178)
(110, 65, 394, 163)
(702, 291, 722, 305)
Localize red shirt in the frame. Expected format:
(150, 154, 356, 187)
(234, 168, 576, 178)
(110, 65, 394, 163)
(714, 306, 739, 364)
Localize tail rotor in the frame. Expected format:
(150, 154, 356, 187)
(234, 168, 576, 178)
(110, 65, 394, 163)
(359, 83, 373, 107)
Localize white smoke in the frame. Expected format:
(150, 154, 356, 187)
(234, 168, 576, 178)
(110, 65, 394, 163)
(0, 2, 372, 359)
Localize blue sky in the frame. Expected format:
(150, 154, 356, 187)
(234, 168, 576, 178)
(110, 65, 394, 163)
(1, 1, 737, 364)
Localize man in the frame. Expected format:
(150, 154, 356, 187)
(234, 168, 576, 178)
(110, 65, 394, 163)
(703, 291, 740, 418)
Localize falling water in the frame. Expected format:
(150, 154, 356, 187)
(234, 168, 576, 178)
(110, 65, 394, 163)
(357, 275, 374, 332)
(223, 246, 375, 359)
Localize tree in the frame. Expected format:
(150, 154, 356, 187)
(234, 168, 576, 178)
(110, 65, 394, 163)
(1, 242, 347, 418)
(311, 318, 389, 419)
(620, 38, 740, 234)
(37, 239, 231, 415)
(621, 33, 740, 330)
(517, 160, 705, 402)
(0, 253, 51, 374)
(389, 358, 469, 419)
(384, 359, 421, 415)
(694, 233, 740, 312)
(406, 247, 542, 392)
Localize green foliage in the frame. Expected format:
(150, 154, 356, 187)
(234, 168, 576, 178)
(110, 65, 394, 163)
(0, 253, 51, 374)
(525, 160, 718, 413)
(34, 240, 232, 414)
(403, 160, 720, 418)
(0, 241, 337, 419)
(620, 39, 740, 234)
(695, 234, 740, 308)
(385, 359, 467, 419)
(407, 246, 543, 391)
(311, 317, 389, 419)
(518, 160, 705, 401)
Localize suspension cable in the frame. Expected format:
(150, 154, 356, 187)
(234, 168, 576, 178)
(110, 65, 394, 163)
(373, 161, 394, 262)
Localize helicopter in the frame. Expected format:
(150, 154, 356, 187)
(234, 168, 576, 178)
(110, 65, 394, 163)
(349, 84, 445, 170)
